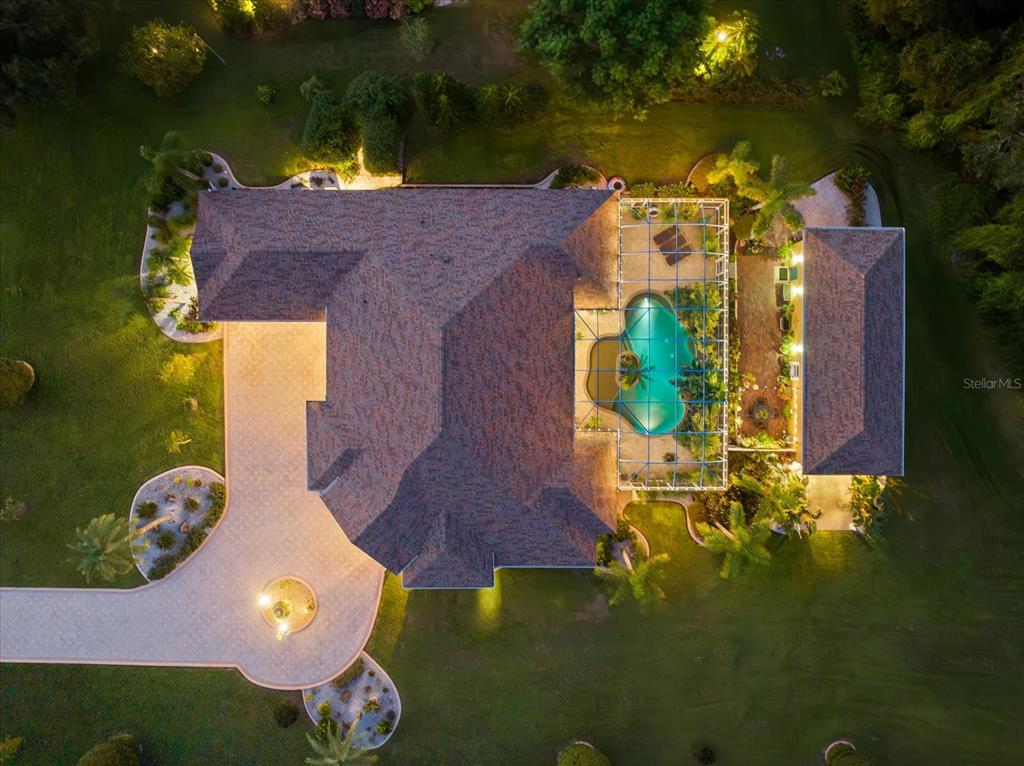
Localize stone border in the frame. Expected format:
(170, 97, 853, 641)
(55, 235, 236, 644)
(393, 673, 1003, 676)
(303, 652, 402, 750)
(127, 466, 226, 581)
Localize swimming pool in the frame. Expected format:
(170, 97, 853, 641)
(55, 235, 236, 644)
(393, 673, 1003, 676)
(618, 292, 693, 434)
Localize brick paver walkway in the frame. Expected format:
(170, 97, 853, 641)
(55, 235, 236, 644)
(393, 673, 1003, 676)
(0, 322, 384, 689)
(735, 254, 788, 440)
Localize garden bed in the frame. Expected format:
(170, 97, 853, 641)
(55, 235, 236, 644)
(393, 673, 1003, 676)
(303, 653, 401, 749)
(129, 466, 226, 581)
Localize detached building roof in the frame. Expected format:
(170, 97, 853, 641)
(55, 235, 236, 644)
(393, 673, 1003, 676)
(802, 227, 905, 476)
(192, 188, 619, 587)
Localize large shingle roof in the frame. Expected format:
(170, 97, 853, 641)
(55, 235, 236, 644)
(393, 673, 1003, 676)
(192, 188, 619, 587)
(802, 227, 905, 476)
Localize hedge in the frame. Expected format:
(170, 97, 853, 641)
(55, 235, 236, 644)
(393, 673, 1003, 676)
(301, 91, 360, 174)
(362, 113, 402, 174)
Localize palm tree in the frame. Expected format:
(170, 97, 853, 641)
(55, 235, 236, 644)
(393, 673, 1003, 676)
(746, 155, 815, 237)
(705, 140, 760, 191)
(696, 502, 771, 579)
(594, 553, 670, 606)
(733, 469, 819, 536)
(305, 714, 378, 765)
(66, 514, 136, 583)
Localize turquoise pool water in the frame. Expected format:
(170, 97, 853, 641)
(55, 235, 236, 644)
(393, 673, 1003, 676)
(618, 292, 693, 434)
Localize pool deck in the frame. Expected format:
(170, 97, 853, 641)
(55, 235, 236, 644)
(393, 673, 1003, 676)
(0, 322, 384, 689)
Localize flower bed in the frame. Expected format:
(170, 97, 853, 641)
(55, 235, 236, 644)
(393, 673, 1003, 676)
(303, 653, 401, 749)
(129, 466, 226, 580)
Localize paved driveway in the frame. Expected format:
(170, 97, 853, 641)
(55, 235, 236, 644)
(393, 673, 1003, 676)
(0, 322, 384, 689)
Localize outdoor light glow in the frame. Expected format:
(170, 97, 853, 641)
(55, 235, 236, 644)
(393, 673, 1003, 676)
(716, 29, 729, 42)
(790, 461, 802, 472)
(792, 285, 804, 296)
(257, 593, 271, 607)
(792, 254, 804, 264)
(791, 343, 804, 354)
(275, 621, 290, 640)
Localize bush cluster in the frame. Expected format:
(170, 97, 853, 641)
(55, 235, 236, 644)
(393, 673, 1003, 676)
(301, 90, 361, 176)
(834, 165, 869, 226)
(414, 73, 547, 132)
(148, 481, 226, 580)
(345, 71, 408, 174)
(549, 164, 599, 190)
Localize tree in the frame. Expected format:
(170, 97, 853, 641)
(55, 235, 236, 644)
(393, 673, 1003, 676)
(849, 475, 891, 536)
(733, 467, 818, 536)
(0, 735, 23, 764)
(594, 553, 669, 606)
(120, 20, 207, 98)
(0, 357, 35, 409)
(165, 429, 192, 454)
(745, 155, 815, 237)
(301, 90, 360, 174)
(0, 0, 99, 125)
(558, 741, 611, 766)
(345, 71, 408, 119)
(696, 501, 771, 579)
(139, 131, 207, 210)
(696, 10, 759, 80)
(300, 75, 326, 101)
(705, 140, 760, 191)
(898, 30, 991, 111)
(66, 514, 136, 584)
(398, 17, 432, 62)
(413, 73, 476, 131)
(519, 0, 708, 118)
(477, 82, 548, 130)
(305, 712, 378, 764)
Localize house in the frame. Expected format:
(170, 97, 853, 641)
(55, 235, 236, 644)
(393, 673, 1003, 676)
(191, 188, 621, 588)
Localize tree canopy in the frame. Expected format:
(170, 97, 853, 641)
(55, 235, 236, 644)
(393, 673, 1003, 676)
(301, 90, 360, 175)
(120, 19, 207, 98)
(0, 357, 35, 410)
(0, 0, 98, 125)
(519, 0, 709, 118)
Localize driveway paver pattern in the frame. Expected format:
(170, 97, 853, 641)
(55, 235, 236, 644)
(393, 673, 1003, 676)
(0, 322, 384, 689)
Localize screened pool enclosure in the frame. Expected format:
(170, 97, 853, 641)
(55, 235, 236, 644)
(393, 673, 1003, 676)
(574, 198, 730, 490)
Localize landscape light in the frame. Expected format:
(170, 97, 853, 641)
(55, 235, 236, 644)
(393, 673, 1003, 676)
(275, 621, 290, 641)
(791, 343, 804, 354)
(789, 461, 802, 472)
(257, 593, 271, 607)
(716, 29, 729, 42)
(792, 254, 804, 264)
(792, 285, 804, 296)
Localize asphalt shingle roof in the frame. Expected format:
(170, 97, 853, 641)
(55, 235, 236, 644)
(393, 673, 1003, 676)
(802, 227, 905, 476)
(192, 188, 619, 587)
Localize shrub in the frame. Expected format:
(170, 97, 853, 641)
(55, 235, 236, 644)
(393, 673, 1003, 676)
(184, 496, 200, 512)
(274, 700, 300, 727)
(76, 733, 140, 766)
(557, 742, 611, 766)
(257, 84, 275, 103)
(362, 113, 402, 173)
(345, 71, 408, 119)
(317, 701, 332, 718)
(200, 152, 213, 166)
(413, 72, 476, 131)
(212, 162, 223, 173)
(300, 75, 326, 101)
(406, 0, 433, 11)
(850, 475, 891, 536)
(330, 657, 366, 689)
(1, 496, 29, 522)
(217, 176, 229, 188)
(476, 82, 547, 130)
(549, 164, 599, 189)
(904, 110, 942, 149)
(139, 131, 207, 210)
(694, 745, 718, 764)
(301, 91, 360, 174)
(594, 535, 613, 567)
(136, 501, 158, 520)
(819, 69, 848, 97)
(0, 357, 35, 410)
(399, 17, 432, 61)
(364, 0, 405, 20)
(120, 20, 206, 98)
(155, 530, 176, 550)
(834, 165, 870, 226)
(376, 719, 394, 735)
(362, 697, 381, 713)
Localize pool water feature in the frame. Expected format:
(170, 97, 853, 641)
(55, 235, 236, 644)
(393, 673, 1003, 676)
(618, 292, 693, 434)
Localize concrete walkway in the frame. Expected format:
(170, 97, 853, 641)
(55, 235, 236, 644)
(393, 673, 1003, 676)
(0, 322, 384, 689)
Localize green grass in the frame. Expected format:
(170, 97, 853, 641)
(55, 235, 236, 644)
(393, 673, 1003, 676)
(2, 1, 1024, 763)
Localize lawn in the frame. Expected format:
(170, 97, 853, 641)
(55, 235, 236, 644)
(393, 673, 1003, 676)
(2, 1, 1024, 764)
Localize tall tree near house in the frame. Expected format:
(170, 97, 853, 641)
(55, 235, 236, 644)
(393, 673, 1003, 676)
(594, 553, 670, 605)
(705, 140, 760, 191)
(66, 514, 137, 583)
(519, 0, 709, 118)
(746, 155, 815, 237)
(696, 501, 771, 579)
(119, 19, 207, 98)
